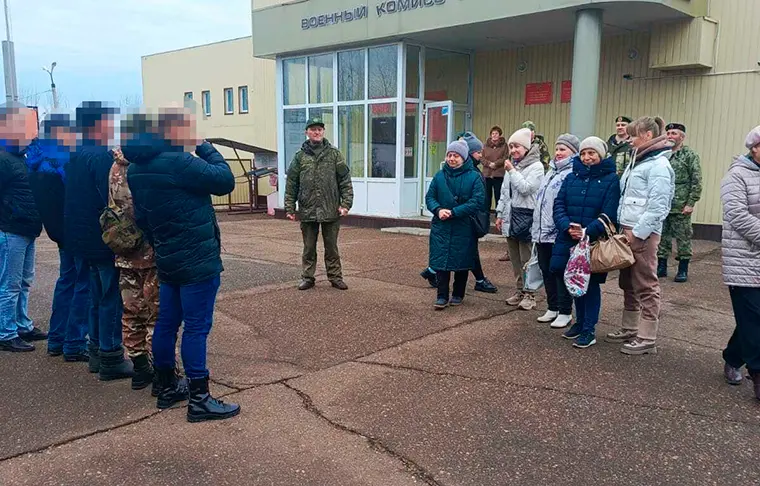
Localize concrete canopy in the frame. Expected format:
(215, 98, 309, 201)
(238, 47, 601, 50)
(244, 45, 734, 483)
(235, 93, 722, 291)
(252, 0, 706, 58)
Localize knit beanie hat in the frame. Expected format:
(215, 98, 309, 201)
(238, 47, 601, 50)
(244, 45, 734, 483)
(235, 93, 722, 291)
(555, 133, 580, 154)
(446, 140, 470, 161)
(745, 125, 760, 149)
(508, 128, 532, 150)
(460, 131, 484, 154)
(579, 136, 608, 159)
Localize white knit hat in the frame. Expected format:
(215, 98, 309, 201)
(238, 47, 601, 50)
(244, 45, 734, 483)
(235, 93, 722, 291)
(745, 125, 760, 149)
(508, 128, 532, 150)
(579, 136, 608, 159)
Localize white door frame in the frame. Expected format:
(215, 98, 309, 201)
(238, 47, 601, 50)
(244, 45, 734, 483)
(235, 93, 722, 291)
(420, 100, 454, 216)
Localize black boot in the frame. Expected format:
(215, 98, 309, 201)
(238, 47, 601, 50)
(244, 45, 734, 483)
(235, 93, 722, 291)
(420, 268, 438, 288)
(98, 348, 135, 381)
(130, 354, 154, 390)
(156, 367, 189, 409)
(87, 343, 100, 374)
(656, 258, 668, 278)
(187, 376, 240, 423)
(674, 259, 689, 283)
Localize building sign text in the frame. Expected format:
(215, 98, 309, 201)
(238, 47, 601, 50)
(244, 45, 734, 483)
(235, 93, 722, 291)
(301, 0, 446, 30)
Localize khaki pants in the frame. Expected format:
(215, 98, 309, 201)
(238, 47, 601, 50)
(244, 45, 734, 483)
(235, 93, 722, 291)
(507, 237, 533, 293)
(301, 220, 343, 282)
(618, 228, 662, 341)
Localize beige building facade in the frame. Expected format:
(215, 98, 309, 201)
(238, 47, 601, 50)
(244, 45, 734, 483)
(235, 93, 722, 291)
(251, 0, 760, 235)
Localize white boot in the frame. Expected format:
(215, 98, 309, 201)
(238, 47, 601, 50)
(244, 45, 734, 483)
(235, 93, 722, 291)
(550, 314, 573, 329)
(536, 310, 558, 323)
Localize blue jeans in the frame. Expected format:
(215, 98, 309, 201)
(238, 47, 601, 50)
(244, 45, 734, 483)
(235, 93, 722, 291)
(48, 250, 90, 354)
(575, 280, 602, 334)
(88, 260, 123, 353)
(0, 232, 35, 340)
(153, 276, 221, 379)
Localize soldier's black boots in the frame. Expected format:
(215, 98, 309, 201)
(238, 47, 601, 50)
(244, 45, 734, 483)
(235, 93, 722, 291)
(155, 367, 189, 409)
(130, 354, 154, 391)
(657, 258, 668, 278)
(187, 376, 240, 423)
(675, 259, 689, 283)
(98, 349, 135, 381)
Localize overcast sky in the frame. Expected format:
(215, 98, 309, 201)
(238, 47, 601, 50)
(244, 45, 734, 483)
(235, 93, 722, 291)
(2, 0, 251, 110)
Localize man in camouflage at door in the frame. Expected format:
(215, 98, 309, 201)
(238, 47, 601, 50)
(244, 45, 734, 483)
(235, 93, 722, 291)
(657, 123, 703, 283)
(521, 121, 551, 172)
(109, 146, 159, 392)
(608, 116, 634, 176)
(285, 117, 354, 291)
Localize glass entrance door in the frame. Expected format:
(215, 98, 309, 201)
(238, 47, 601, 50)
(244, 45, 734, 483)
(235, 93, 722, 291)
(421, 101, 453, 216)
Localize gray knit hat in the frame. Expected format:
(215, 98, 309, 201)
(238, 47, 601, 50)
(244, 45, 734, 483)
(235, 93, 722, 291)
(579, 136, 608, 159)
(461, 131, 484, 154)
(745, 125, 760, 149)
(555, 133, 580, 154)
(446, 140, 470, 161)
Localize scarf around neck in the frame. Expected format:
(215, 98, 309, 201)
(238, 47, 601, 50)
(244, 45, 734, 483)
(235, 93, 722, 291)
(631, 135, 673, 163)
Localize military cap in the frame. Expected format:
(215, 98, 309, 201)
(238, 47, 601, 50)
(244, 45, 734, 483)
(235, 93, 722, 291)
(305, 117, 325, 129)
(615, 116, 632, 124)
(521, 121, 537, 132)
(666, 123, 686, 133)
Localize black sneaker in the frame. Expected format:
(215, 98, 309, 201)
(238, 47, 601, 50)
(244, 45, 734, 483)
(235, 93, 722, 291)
(0, 337, 35, 352)
(64, 350, 90, 362)
(474, 278, 498, 293)
(562, 323, 583, 340)
(434, 298, 449, 310)
(47, 347, 63, 357)
(18, 327, 48, 342)
(420, 269, 438, 288)
(450, 296, 464, 306)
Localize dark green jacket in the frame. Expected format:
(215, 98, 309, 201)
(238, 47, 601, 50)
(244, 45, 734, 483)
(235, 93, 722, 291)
(669, 145, 702, 213)
(534, 135, 551, 173)
(285, 139, 353, 223)
(610, 139, 633, 177)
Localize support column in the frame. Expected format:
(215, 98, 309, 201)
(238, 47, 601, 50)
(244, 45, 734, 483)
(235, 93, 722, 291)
(569, 9, 603, 139)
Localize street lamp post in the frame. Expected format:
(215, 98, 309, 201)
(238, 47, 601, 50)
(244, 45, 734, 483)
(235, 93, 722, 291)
(42, 62, 58, 109)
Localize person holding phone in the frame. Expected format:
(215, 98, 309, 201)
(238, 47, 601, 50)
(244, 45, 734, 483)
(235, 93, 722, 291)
(551, 137, 620, 348)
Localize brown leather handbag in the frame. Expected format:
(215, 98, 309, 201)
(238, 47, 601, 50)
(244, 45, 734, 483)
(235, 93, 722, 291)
(590, 214, 635, 273)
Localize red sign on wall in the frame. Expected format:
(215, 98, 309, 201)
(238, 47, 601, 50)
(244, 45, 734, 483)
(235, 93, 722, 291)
(561, 80, 572, 104)
(525, 82, 553, 105)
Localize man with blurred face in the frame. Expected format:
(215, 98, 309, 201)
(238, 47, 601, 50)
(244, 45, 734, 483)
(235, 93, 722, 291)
(65, 101, 135, 380)
(657, 123, 702, 283)
(285, 117, 354, 291)
(0, 105, 45, 352)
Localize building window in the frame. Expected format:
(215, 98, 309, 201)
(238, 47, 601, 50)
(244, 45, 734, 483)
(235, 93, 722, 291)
(224, 88, 234, 115)
(184, 91, 193, 100)
(368, 45, 398, 100)
(283, 57, 306, 105)
(338, 49, 364, 102)
(283, 108, 307, 171)
(202, 90, 211, 117)
(338, 104, 365, 178)
(308, 54, 333, 104)
(369, 102, 397, 178)
(238, 86, 249, 113)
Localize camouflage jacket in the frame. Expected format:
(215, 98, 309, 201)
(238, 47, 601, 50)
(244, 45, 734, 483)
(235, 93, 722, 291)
(534, 135, 551, 173)
(109, 148, 156, 269)
(285, 139, 354, 223)
(669, 145, 703, 213)
(610, 139, 633, 177)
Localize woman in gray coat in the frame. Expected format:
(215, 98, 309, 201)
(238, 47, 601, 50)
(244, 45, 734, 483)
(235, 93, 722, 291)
(721, 125, 760, 401)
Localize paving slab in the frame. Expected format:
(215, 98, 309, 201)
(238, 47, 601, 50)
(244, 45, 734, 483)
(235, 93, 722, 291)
(0, 385, 423, 486)
(290, 362, 760, 486)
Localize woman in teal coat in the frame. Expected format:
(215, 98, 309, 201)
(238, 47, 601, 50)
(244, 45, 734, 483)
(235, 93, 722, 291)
(426, 140, 486, 310)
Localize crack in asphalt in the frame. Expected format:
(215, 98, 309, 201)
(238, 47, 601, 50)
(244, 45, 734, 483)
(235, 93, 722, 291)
(356, 360, 760, 429)
(281, 382, 445, 486)
(0, 376, 302, 463)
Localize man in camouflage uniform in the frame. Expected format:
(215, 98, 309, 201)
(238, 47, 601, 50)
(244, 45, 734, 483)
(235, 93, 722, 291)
(109, 147, 159, 391)
(521, 121, 550, 172)
(285, 117, 354, 291)
(608, 116, 634, 176)
(657, 123, 703, 283)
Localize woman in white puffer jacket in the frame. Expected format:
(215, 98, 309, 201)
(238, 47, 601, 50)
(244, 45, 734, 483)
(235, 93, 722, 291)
(606, 116, 675, 356)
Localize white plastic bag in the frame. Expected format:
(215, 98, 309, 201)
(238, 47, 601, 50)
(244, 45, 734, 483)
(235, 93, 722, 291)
(523, 244, 544, 292)
(564, 237, 591, 298)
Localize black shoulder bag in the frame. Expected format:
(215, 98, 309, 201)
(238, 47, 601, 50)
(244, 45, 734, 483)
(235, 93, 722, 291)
(441, 172, 490, 239)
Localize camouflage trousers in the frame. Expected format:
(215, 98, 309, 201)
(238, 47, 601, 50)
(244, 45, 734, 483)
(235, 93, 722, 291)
(119, 267, 158, 359)
(657, 213, 694, 260)
(300, 221, 342, 281)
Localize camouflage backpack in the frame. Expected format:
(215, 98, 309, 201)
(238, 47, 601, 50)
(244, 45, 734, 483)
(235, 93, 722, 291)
(99, 198, 144, 256)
